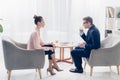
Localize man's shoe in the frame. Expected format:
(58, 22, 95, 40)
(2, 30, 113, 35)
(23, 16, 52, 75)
(69, 68, 83, 73)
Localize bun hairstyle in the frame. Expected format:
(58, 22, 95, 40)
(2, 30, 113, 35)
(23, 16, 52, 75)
(33, 15, 43, 25)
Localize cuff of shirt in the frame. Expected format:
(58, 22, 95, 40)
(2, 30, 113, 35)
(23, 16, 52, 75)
(80, 32, 84, 36)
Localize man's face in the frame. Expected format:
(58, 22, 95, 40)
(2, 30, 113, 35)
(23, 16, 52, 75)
(83, 20, 91, 29)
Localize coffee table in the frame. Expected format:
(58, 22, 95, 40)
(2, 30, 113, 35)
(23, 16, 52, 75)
(55, 43, 75, 64)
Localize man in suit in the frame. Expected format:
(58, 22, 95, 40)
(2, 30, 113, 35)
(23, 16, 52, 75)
(69, 16, 101, 73)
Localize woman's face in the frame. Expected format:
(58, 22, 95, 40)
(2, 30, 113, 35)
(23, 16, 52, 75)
(37, 18, 45, 28)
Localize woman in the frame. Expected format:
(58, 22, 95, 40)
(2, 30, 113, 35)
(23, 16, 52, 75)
(27, 15, 63, 75)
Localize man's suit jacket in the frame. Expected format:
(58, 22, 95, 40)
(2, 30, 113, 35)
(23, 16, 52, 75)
(81, 25, 101, 57)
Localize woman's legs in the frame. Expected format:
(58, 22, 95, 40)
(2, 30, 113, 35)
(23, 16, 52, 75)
(43, 44, 63, 72)
(43, 44, 56, 67)
(51, 53, 59, 68)
(45, 50, 55, 75)
(49, 60, 53, 70)
(47, 58, 56, 75)
(51, 53, 63, 71)
(48, 52, 62, 71)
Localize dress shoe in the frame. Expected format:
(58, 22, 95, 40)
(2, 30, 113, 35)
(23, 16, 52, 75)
(69, 68, 83, 73)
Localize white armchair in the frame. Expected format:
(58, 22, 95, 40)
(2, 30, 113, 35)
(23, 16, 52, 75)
(84, 36, 120, 76)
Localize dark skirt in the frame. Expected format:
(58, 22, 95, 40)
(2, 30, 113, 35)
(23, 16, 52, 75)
(42, 44, 55, 60)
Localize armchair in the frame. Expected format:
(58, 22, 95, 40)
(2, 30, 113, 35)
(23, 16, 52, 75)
(2, 36, 45, 80)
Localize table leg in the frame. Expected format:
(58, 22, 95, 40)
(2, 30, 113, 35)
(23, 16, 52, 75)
(62, 47, 74, 64)
(61, 48, 64, 60)
(60, 48, 62, 61)
(55, 48, 62, 62)
(70, 47, 74, 63)
(56, 47, 74, 64)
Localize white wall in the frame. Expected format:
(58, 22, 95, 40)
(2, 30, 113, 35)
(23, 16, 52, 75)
(36, 0, 120, 43)
(70, 0, 120, 41)
(0, 0, 36, 42)
(0, 0, 120, 43)
(36, 0, 71, 42)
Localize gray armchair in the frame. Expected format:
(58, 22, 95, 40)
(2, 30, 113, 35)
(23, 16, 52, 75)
(2, 36, 45, 80)
(84, 36, 120, 76)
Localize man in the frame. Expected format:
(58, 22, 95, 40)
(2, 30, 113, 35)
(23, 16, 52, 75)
(70, 16, 101, 73)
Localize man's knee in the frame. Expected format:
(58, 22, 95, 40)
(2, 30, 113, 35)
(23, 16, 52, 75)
(71, 50, 77, 56)
(75, 46, 81, 49)
(75, 46, 84, 50)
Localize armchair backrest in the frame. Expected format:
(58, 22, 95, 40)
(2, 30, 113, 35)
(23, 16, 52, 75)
(101, 35, 120, 48)
(2, 36, 27, 49)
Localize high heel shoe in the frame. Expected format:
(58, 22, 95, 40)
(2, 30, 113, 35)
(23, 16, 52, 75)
(47, 68, 56, 75)
(52, 65, 63, 72)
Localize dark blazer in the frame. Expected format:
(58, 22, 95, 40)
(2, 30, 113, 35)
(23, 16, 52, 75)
(81, 24, 101, 56)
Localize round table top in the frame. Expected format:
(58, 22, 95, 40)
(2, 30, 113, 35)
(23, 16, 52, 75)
(53, 42, 77, 48)
(56, 44, 75, 48)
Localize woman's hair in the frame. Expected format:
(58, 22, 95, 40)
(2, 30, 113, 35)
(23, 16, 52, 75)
(33, 15, 43, 25)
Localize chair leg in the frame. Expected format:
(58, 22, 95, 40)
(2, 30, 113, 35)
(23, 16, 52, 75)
(36, 69, 37, 72)
(117, 65, 119, 75)
(109, 66, 112, 71)
(8, 70, 11, 80)
(84, 62, 87, 69)
(90, 66, 93, 76)
(38, 69, 42, 79)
